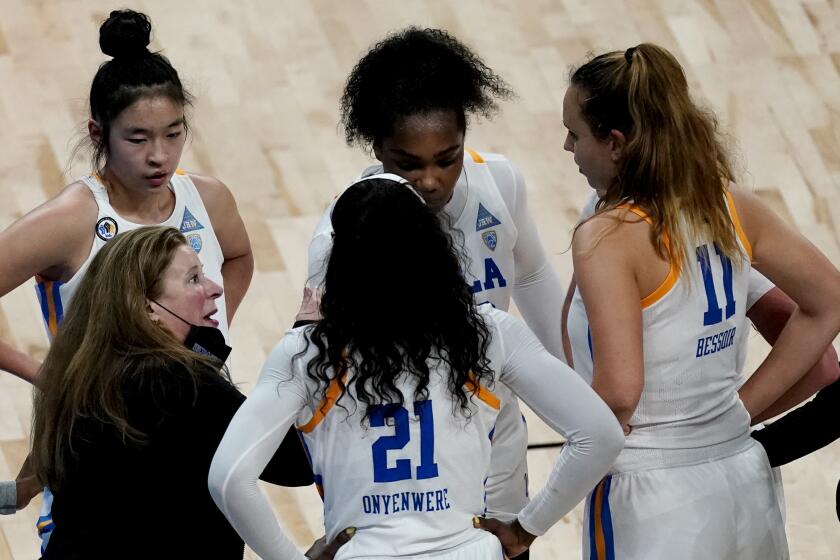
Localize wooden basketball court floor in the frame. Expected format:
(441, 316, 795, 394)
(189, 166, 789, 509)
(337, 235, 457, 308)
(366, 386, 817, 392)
(0, 0, 838, 557)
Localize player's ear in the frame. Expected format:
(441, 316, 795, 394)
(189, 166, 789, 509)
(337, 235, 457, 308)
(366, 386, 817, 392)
(88, 119, 103, 147)
(608, 129, 626, 161)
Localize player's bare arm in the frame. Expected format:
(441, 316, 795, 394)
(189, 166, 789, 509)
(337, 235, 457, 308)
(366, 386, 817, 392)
(572, 212, 650, 431)
(747, 287, 840, 423)
(0, 183, 97, 383)
(732, 188, 840, 418)
(561, 275, 576, 367)
(192, 173, 254, 324)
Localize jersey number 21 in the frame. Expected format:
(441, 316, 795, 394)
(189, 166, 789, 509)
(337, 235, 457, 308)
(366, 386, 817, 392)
(370, 400, 439, 483)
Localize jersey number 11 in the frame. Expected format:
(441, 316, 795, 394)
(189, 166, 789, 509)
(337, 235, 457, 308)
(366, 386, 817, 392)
(697, 244, 736, 326)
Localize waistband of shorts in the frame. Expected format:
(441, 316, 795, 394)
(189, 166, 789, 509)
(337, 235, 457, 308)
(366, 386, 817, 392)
(610, 433, 754, 473)
(339, 530, 499, 560)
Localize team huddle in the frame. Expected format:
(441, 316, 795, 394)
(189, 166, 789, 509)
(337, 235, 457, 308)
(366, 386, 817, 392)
(1, 8, 839, 560)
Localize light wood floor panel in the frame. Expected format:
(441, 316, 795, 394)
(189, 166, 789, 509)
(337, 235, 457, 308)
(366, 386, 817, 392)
(0, 0, 838, 557)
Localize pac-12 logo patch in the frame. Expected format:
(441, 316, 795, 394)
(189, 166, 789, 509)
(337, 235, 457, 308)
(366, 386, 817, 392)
(187, 233, 203, 253)
(482, 230, 498, 251)
(95, 217, 118, 241)
(476, 203, 502, 231)
(180, 207, 204, 233)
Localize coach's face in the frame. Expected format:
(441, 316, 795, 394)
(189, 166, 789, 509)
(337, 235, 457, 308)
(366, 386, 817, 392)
(374, 109, 464, 212)
(148, 244, 223, 342)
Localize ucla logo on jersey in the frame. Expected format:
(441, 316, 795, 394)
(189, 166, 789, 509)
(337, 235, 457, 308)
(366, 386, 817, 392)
(95, 217, 118, 241)
(187, 233, 203, 253)
(180, 207, 204, 233)
(475, 203, 502, 231)
(482, 230, 498, 251)
(470, 257, 508, 294)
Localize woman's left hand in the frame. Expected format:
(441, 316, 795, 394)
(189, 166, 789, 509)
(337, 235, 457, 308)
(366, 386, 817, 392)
(305, 527, 355, 560)
(473, 516, 536, 557)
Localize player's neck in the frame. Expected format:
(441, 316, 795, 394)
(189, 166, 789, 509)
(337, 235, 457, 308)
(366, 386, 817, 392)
(440, 171, 468, 220)
(101, 169, 176, 224)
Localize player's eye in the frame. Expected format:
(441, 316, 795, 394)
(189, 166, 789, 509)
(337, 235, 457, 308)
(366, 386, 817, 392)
(396, 161, 419, 172)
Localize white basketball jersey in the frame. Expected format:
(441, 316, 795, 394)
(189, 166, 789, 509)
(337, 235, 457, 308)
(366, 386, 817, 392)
(447, 150, 517, 309)
(568, 196, 755, 464)
(308, 150, 518, 310)
(306, 150, 531, 520)
(295, 306, 506, 559)
(34, 171, 229, 341)
(572, 192, 774, 380)
(737, 269, 775, 376)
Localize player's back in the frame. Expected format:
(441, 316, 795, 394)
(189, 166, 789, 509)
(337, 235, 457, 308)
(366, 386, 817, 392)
(293, 335, 503, 558)
(569, 198, 754, 468)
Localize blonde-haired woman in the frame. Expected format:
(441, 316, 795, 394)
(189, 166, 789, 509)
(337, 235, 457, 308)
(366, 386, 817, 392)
(555, 44, 840, 559)
(30, 227, 318, 559)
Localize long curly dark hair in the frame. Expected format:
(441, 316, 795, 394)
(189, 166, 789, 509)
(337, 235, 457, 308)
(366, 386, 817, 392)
(340, 27, 513, 147)
(303, 178, 493, 420)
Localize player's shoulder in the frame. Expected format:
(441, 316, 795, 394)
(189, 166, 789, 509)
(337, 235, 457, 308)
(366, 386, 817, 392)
(313, 166, 398, 233)
(477, 303, 515, 335)
(723, 183, 762, 235)
(52, 179, 97, 209)
(0, 181, 98, 275)
(358, 163, 385, 179)
(264, 327, 313, 371)
(182, 171, 234, 205)
(29, 180, 98, 235)
(464, 149, 508, 165)
(572, 206, 650, 259)
(312, 196, 338, 238)
(282, 325, 313, 351)
(464, 149, 524, 205)
(476, 304, 539, 360)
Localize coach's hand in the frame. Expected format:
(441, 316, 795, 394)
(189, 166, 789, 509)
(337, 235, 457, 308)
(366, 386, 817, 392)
(305, 527, 355, 560)
(474, 516, 535, 558)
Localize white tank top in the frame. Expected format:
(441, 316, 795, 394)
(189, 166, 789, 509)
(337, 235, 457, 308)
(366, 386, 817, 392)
(34, 171, 229, 342)
(309, 149, 519, 311)
(296, 306, 505, 558)
(448, 150, 518, 309)
(568, 194, 754, 469)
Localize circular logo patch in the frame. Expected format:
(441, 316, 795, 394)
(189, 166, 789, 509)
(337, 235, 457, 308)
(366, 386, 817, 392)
(95, 217, 118, 241)
(187, 233, 203, 253)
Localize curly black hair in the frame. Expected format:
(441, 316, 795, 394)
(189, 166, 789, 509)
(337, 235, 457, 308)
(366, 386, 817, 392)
(340, 27, 513, 147)
(301, 178, 494, 422)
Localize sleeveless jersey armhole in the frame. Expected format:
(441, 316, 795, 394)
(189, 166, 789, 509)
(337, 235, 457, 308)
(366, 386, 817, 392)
(615, 204, 680, 309)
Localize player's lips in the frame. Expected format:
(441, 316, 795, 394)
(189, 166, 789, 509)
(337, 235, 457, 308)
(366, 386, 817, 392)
(146, 171, 170, 186)
(419, 192, 448, 209)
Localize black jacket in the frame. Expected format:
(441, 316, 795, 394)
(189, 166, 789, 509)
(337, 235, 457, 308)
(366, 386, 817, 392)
(43, 364, 313, 559)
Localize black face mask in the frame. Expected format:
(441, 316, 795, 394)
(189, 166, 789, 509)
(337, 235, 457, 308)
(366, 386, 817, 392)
(151, 299, 232, 363)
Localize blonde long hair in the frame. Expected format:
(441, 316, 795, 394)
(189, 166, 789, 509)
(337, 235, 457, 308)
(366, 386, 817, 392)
(571, 43, 743, 268)
(31, 227, 220, 489)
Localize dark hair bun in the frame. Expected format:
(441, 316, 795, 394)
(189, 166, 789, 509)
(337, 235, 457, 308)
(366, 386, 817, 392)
(99, 9, 152, 59)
